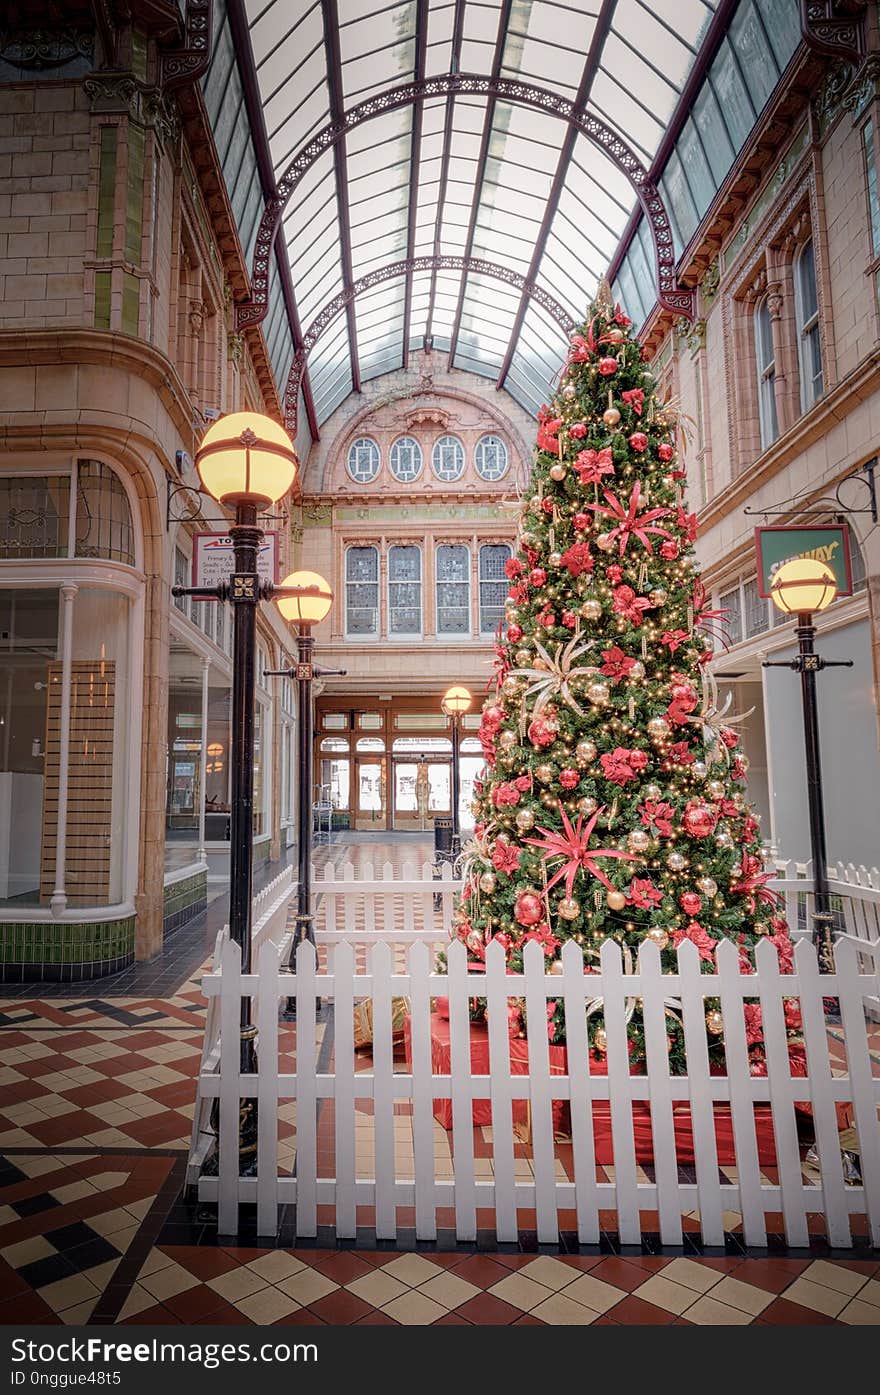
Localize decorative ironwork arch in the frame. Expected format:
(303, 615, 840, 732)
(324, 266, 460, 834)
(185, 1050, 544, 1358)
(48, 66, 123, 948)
(282, 255, 577, 435)
(236, 71, 696, 335)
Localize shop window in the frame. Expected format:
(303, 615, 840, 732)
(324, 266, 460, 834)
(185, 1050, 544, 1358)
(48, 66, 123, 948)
(862, 120, 880, 260)
(322, 712, 349, 729)
(743, 577, 768, 639)
(356, 736, 385, 752)
(345, 545, 379, 636)
(754, 299, 778, 449)
(794, 240, 823, 411)
(719, 586, 744, 647)
(346, 437, 380, 483)
(479, 542, 512, 635)
(388, 544, 422, 635)
(389, 436, 423, 483)
(357, 713, 383, 729)
(0, 476, 70, 559)
(431, 435, 465, 482)
(475, 434, 509, 481)
(436, 544, 470, 635)
(850, 527, 867, 592)
(75, 461, 135, 565)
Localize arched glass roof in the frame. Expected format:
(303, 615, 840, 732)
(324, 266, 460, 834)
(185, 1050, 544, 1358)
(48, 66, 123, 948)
(208, 0, 802, 432)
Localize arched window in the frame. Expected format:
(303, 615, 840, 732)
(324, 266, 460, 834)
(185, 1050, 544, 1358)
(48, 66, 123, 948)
(346, 437, 380, 483)
(0, 461, 135, 565)
(345, 545, 379, 636)
(431, 435, 465, 482)
(475, 434, 509, 481)
(388, 544, 422, 635)
(436, 544, 470, 635)
(389, 436, 423, 482)
(479, 543, 512, 635)
(794, 239, 823, 412)
(754, 299, 778, 449)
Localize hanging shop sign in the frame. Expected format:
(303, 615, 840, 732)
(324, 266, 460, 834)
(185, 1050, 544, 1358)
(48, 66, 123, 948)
(754, 524, 852, 598)
(192, 532, 279, 588)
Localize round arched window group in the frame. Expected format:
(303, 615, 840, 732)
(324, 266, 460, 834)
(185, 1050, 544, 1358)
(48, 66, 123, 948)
(346, 433, 509, 485)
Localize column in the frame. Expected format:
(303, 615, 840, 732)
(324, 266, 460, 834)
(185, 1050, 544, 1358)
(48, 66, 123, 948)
(197, 656, 209, 864)
(50, 582, 78, 916)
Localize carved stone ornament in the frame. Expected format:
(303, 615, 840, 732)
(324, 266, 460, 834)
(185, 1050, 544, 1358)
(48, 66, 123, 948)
(84, 74, 179, 144)
(159, 0, 213, 91)
(676, 317, 706, 354)
(699, 260, 720, 308)
(227, 332, 245, 368)
(0, 28, 94, 71)
(843, 54, 880, 121)
(404, 407, 449, 430)
(813, 61, 855, 135)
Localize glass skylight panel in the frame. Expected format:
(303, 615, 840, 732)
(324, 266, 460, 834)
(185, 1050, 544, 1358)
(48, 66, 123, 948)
(424, 0, 455, 74)
(728, 0, 780, 114)
(691, 82, 736, 185)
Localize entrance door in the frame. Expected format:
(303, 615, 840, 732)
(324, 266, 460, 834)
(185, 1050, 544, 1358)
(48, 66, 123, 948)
(354, 757, 386, 830)
(392, 760, 420, 829)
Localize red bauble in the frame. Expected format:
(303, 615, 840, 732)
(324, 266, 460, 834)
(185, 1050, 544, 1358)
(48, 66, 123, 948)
(529, 567, 547, 587)
(527, 713, 558, 748)
(573, 512, 592, 532)
(657, 443, 675, 461)
(559, 768, 580, 790)
(683, 801, 717, 839)
(507, 623, 523, 642)
(671, 682, 697, 708)
(680, 892, 703, 916)
(483, 704, 505, 730)
(598, 356, 618, 376)
(628, 432, 648, 452)
(514, 890, 544, 927)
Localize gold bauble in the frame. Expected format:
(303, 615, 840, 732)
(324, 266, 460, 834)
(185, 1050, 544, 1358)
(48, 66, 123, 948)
(649, 589, 668, 607)
(603, 406, 621, 427)
(692, 760, 708, 779)
(515, 647, 532, 667)
(647, 716, 671, 741)
(466, 929, 484, 952)
(696, 876, 718, 897)
(706, 780, 725, 800)
(596, 532, 615, 552)
(577, 796, 598, 816)
(548, 551, 563, 567)
(529, 495, 543, 514)
(629, 660, 645, 680)
(557, 896, 581, 921)
(575, 739, 597, 765)
(716, 827, 733, 848)
(605, 327, 625, 345)
(533, 656, 550, 671)
(587, 680, 610, 706)
(647, 926, 670, 950)
(706, 1009, 724, 1036)
(593, 1027, 608, 1053)
(627, 829, 651, 854)
(479, 871, 497, 895)
(667, 851, 687, 872)
(563, 384, 577, 399)
(502, 675, 521, 697)
(535, 763, 554, 784)
(606, 889, 627, 911)
(549, 464, 567, 483)
(580, 598, 602, 621)
(505, 607, 521, 624)
(644, 783, 662, 801)
(498, 729, 518, 750)
(515, 807, 536, 831)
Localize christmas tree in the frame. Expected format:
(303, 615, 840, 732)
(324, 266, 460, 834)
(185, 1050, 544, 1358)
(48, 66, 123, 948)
(455, 285, 798, 1071)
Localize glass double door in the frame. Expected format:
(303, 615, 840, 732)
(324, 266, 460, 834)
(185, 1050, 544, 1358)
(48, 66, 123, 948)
(392, 758, 450, 830)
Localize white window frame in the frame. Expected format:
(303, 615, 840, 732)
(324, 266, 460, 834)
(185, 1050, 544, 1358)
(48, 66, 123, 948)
(387, 543, 422, 637)
(389, 435, 423, 483)
(344, 544, 380, 640)
(474, 434, 509, 481)
(431, 434, 465, 482)
(754, 298, 778, 450)
(346, 437, 381, 484)
(435, 543, 471, 638)
(794, 239, 823, 413)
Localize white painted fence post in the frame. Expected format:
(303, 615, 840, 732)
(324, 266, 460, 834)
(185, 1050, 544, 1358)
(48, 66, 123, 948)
(333, 940, 357, 1240)
(523, 939, 559, 1243)
(256, 937, 280, 1236)
(754, 939, 808, 1248)
(408, 941, 437, 1241)
(447, 940, 477, 1241)
(639, 940, 682, 1247)
(371, 940, 397, 1241)
(600, 939, 640, 1245)
(560, 939, 601, 1245)
(677, 940, 724, 1247)
(716, 940, 765, 1247)
(484, 940, 517, 1243)
(293, 940, 318, 1237)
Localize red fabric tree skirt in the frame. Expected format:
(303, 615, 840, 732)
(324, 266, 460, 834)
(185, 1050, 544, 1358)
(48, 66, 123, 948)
(404, 1014, 800, 1166)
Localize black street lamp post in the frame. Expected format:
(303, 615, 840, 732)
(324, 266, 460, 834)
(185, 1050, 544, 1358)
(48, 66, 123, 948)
(441, 685, 472, 860)
(764, 559, 852, 973)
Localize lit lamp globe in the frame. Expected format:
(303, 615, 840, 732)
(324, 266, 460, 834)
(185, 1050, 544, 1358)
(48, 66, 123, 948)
(769, 557, 838, 617)
(195, 410, 298, 508)
(275, 570, 333, 627)
(442, 684, 472, 717)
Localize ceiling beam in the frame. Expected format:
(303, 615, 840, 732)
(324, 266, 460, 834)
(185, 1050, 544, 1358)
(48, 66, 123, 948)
(226, 0, 319, 441)
(495, 0, 618, 391)
(446, 0, 513, 371)
(401, 0, 430, 370)
(321, 0, 361, 394)
(606, 0, 741, 296)
(424, 0, 467, 348)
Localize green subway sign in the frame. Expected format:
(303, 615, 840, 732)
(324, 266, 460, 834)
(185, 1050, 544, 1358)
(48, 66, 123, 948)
(754, 524, 853, 598)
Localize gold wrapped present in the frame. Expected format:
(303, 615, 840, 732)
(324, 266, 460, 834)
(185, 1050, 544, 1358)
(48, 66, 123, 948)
(353, 997, 410, 1050)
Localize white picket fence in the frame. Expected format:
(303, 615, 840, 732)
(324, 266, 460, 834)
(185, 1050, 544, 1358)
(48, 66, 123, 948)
(770, 858, 880, 1016)
(195, 933, 880, 1248)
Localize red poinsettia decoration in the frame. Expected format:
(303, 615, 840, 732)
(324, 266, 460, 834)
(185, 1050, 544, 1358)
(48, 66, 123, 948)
(639, 799, 674, 837)
(621, 387, 644, 416)
(492, 839, 521, 876)
(627, 878, 663, 909)
(612, 585, 651, 626)
(661, 629, 689, 654)
(730, 851, 782, 913)
(559, 542, 594, 578)
(586, 481, 673, 555)
(574, 447, 615, 486)
(523, 805, 637, 899)
(600, 747, 648, 787)
(671, 921, 717, 963)
(600, 645, 637, 683)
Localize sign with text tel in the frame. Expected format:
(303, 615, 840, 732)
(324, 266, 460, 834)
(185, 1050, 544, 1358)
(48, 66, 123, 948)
(754, 524, 852, 598)
(192, 532, 279, 589)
